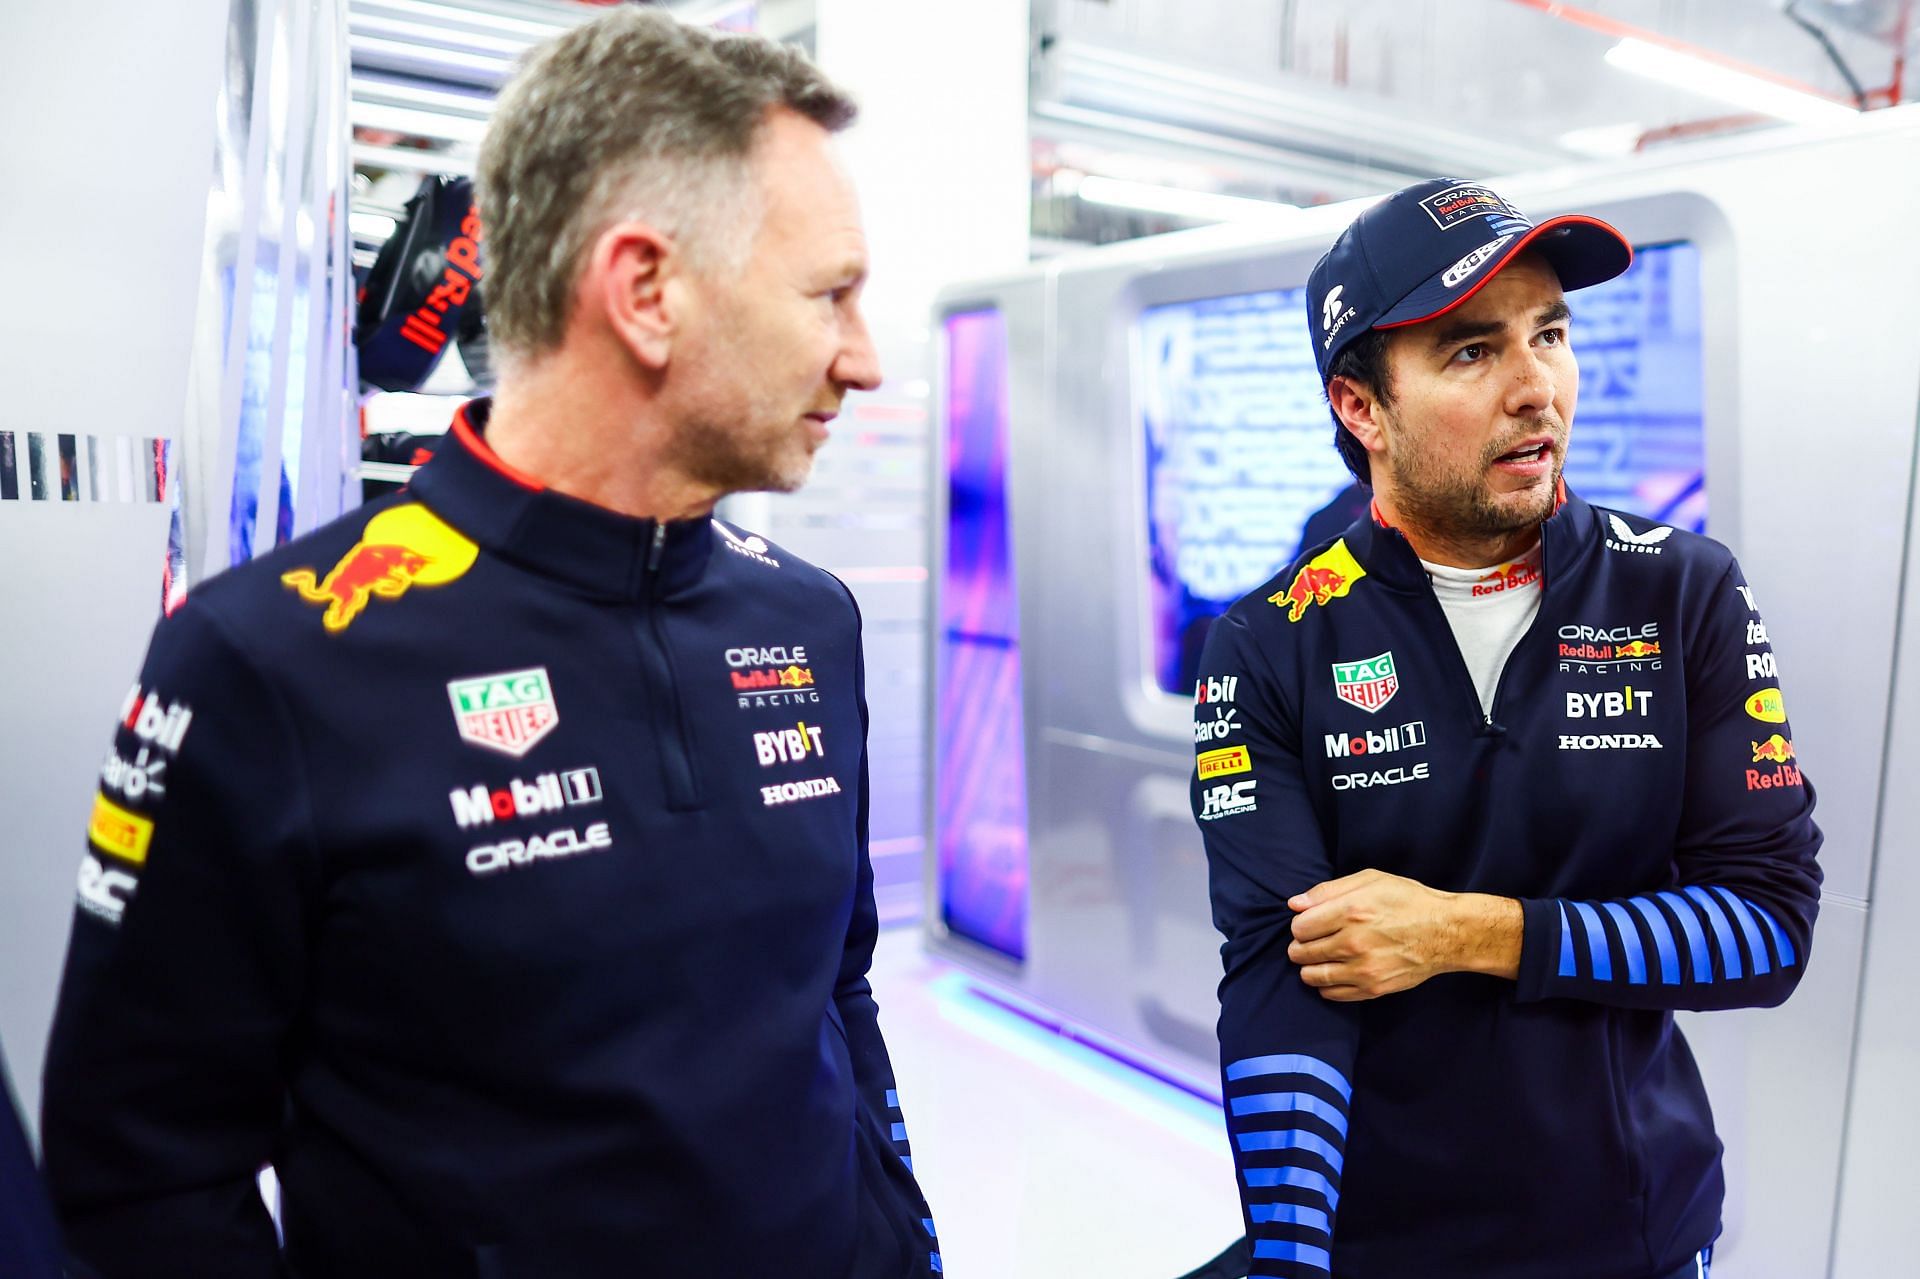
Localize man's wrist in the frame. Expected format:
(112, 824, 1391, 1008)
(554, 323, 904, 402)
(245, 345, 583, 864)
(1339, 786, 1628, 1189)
(1441, 892, 1524, 980)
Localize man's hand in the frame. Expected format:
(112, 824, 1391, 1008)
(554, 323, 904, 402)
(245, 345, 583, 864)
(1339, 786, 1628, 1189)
(1286, 869, 1522, 1001)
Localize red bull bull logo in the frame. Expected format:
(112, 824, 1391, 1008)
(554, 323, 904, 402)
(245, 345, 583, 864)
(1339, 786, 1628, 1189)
(732, 666, 816, 692)
(1472, 560, 1541, 597)
(1614, 641, 1661, 659)
(1751, 735, 1796, 764)
(282, 505, 478, 632)
(1270, 539, 1368, 623)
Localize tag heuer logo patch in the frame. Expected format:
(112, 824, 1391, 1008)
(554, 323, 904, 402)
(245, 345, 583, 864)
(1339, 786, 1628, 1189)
(448, 667, 559, 757)
(1332, 652, 1400, 714)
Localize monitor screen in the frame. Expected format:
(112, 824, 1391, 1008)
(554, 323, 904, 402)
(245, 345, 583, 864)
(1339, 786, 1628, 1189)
(937, 307, 1029, 960)
(1139, 240, 1706, 696)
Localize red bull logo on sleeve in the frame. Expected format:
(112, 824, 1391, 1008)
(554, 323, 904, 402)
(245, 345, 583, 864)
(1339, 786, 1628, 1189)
(282, 504, 479, 632)
(1270, 539, 1367, 623)
(1747, 737, 1804, 790)
(1747, 734, 1804, 791)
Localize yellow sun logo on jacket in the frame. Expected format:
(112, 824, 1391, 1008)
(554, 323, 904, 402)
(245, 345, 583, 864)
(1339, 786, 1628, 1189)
(1269, 539, 1367, 622)
(282, 504, 478, 632)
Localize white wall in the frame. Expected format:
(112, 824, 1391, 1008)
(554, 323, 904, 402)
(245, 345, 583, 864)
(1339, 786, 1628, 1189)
(0, 0, 229, 1133)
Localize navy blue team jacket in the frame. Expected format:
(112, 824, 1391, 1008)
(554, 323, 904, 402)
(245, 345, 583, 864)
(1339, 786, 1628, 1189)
(1, 1040, 63, 1278)
(1191, 490, 1821, 1278)
(42, 402, 941, 1279)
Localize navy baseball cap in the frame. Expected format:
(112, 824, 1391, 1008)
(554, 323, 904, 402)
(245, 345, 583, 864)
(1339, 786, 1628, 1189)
(1307, 177, 1633, 382)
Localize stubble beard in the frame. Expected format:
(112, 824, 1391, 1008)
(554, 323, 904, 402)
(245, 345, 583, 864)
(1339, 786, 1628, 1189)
(667, 412, 813, 495)
(1390, 416, 1565, 541)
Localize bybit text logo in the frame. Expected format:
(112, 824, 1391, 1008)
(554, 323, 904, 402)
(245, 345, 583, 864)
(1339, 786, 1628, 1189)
(754, 722, 826, 766)
(1565, 687, 1655, 719)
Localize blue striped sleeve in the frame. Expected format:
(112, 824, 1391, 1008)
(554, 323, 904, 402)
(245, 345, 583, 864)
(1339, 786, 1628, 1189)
(1525, 883, 1807, 1011)
(1252, 1239, 1333, 1273)
(1225, 1054, 1353, 1102)
(1600, 900, 1648, 985)
(1748, 898, 1797, 966)
(1570, 901, 1612, 981)
(1684, 886, 1744, 980)
(1656, 890, 1714, 983)
(1710, 886, 1772, 976)
(1229, 1090, 1349, 1138)
(1625, 895, 1681, 984)
(1222, 1051, 1348, 1276)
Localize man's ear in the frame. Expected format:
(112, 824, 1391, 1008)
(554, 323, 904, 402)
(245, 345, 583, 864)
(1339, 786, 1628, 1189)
(586, 219, 677, 370)
(1329, 374, 1388, 462)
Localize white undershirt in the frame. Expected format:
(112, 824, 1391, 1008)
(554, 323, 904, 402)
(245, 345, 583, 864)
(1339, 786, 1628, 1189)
(1418, 542, 1544, 717)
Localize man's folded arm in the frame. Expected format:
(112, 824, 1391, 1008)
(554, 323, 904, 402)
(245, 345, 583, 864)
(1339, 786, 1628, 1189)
(1196, 613, 1360, 1279)
(1516, 557, 1821, 1012)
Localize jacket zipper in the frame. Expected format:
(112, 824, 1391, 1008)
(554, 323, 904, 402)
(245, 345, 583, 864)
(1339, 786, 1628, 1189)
(1415, 563, 1553, 739)
(640, 522, 701, 810)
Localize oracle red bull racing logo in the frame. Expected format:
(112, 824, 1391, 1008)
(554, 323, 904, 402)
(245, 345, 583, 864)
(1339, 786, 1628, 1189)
(729, 644, 820, 708)
(1557, 622, 1663, 673)
(1270, 540, 1367, 623)
(282, 504, 478, 632)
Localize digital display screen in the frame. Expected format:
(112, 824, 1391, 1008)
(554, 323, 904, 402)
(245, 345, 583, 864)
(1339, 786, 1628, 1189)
(937, 308, 1029, 960)
(1140, 240, 1705, 695)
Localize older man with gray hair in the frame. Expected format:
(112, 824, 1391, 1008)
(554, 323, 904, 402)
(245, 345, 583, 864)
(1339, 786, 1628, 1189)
(42, 10, 941, 1277)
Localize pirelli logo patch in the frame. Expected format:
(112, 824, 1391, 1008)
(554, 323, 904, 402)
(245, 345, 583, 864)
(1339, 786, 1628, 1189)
(1197, 745, 1252, 779)
(87, 792, 153, 865)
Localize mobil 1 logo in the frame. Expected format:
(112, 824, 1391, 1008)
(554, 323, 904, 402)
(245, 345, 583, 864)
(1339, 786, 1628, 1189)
(1324, 720, 1426, 759)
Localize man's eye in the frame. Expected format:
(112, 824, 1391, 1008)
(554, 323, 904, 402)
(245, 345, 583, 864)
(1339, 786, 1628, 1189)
(1537, 328, 1566, 346)
(1453, 344, 1486, 364)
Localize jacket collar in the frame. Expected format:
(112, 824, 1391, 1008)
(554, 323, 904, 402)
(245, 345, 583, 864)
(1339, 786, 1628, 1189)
(1342, 481, 1600, 595)
(406, 398, 716, 601)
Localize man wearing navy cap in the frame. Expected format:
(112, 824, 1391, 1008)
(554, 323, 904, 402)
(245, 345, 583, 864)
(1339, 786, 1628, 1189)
(1191, 178, 1821, 1277)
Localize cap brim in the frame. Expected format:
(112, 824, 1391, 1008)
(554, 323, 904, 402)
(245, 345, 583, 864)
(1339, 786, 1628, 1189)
(1374, 215, 1634, 332)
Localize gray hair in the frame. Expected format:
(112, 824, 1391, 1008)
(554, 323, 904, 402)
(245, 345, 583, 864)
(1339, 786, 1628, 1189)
(476, 8, 857, 359)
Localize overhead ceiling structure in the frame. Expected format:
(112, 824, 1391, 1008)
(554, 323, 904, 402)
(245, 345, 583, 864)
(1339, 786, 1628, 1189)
(344, 1, 1914, 254)
(1033, 0, 1914, 244)
(345, 0, 793, 263)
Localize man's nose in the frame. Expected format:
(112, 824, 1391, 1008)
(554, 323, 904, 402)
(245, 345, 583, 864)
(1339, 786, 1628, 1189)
(833, 306, 883, 393)
(1504, 345, 1555, 417)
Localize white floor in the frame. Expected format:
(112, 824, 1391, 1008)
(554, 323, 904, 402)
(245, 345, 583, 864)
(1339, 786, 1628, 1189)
(868, 927, 1245, 1279)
